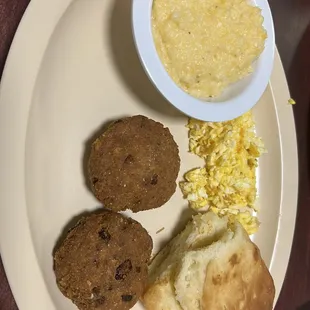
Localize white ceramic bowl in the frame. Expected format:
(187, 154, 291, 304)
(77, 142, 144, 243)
(132, 0, 275, 122)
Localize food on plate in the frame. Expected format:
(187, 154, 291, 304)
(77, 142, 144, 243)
(180, 112, 266, 234)
(288, 98, 296, 105)
(54, 210, 152, 310)
(88, 115, 180, 212)
(143, 212, 275, 310)
(152, 0, 267, 99)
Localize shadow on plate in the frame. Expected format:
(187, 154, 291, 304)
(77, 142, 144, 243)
(82, 116, 129, 193)
(156, 207, 195, 252)
(108, 0, 183, 119)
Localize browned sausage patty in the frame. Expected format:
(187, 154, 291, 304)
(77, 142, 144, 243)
(54, 210, 153, 310)
(88, 115, 180, 212)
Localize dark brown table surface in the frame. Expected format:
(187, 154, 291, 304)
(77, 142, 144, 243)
(0, 0, 309, 309)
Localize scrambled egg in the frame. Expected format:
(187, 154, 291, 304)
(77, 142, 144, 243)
(180, 112, 266, 235)
(152, 0, 267, 98)
(288, 98, 296, 105)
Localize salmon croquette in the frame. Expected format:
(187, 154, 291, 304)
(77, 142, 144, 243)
(88, 115, 180, 212)
(54, 210, 153, 310)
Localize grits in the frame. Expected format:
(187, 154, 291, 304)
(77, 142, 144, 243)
(152, 0, 267, 99)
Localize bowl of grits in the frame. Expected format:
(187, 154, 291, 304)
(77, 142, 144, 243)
(132, 0, 275, 122)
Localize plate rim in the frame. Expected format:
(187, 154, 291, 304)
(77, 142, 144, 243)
(0, 0, 298, 309)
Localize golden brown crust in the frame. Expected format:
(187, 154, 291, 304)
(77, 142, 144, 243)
(54, 210, 153, 310)
(88, 115, 180, 212)
(143, 213, 275, 310)
(143, 277, 182, 310)
(202, 227, 275, 310)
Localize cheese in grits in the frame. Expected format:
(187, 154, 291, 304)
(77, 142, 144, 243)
(152, 0, 267, 99)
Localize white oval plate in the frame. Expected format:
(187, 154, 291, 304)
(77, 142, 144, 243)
(0, 0, 298, 309)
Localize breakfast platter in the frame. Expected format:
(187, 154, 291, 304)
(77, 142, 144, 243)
(0, 0, 298, 310)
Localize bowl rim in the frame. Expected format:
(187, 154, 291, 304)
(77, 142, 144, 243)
(132, 0, 275, 122)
